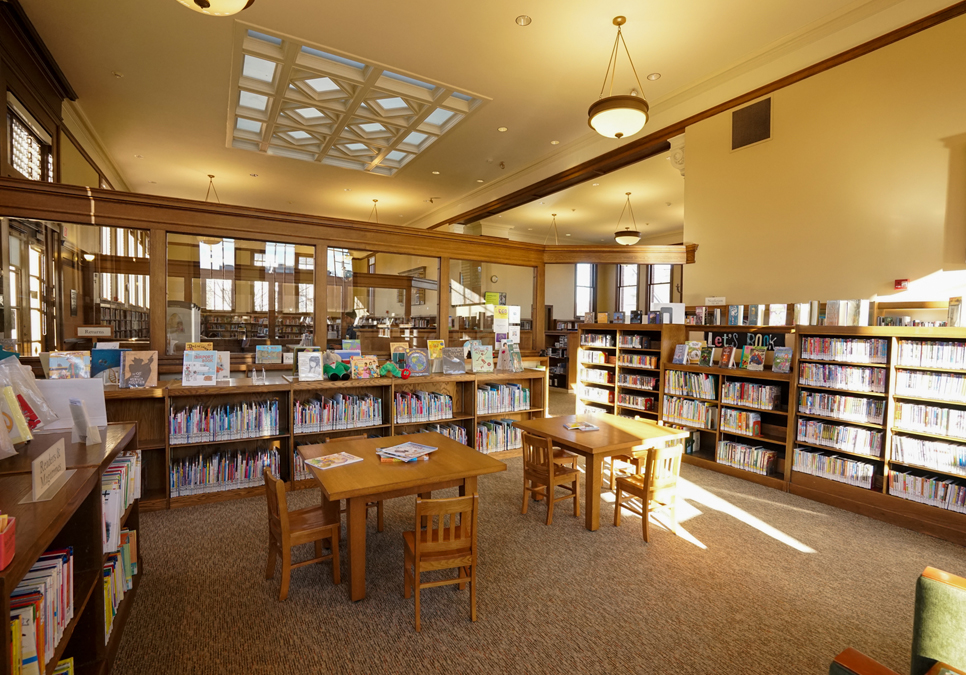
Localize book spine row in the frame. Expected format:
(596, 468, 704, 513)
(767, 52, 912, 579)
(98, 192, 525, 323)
(169, 400, 280, 444)
(618, 374, 657, 390)
(720, 409, 761, 436)
(10, 548, 75, 671)
(895, 370, 966, 403)
(797, 390, 885, 424)
(662, 396, 717, 430)
(617, 393, 657, 411)
(800, 337, 888, 364)
(618, 354, 658, 368)
(888, 469, 966, 513)
(429, 422, 469, 446)
(717, 441, 778, 476)
(580, 350, 609, 364)
(476, 384, 530, 413)
(798, 364, 886, 394)
(104, 540, 137, 643)
(896, 340, 966, 370)
(394, 391, 453, 424)
(294, 453, 310, 482)
(101, 451, 143, 553)
(475, 420, 521, 453)
(579, 385, 613, 404)
(793, 448, 876, 488)
(720, 381, 781, 410)
(618, 335, 650, 348)
(796, 419, 883, 457)
(894, 401, 966, 439)
(294, 394, 383, 433)
(170, 448, 280, 496)
(578, 367, 613, 384)
(891, 435, 966, 477)
(581, 333, 614, 347)
(663, 371, 717, 400)
(577, 402, 610, 415)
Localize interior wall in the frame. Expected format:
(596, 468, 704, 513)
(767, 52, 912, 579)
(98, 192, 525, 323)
(683, 14, 966, 305)
(546, 264, 575, 321)
(58, 133, 99, 187)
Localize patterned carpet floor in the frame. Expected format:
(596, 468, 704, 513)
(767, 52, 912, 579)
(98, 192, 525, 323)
(111, 392, 966, 675)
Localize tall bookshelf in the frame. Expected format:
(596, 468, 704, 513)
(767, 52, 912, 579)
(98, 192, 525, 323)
(98, 301, 149, 340)
(546, 329, 578, 391)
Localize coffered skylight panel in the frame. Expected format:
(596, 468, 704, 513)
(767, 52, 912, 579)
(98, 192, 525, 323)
(229, 24, 488, 175)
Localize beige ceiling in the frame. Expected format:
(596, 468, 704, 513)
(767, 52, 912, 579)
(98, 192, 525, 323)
(21, 0, 954, 238)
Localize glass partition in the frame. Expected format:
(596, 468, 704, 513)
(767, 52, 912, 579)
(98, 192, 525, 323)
(449, 260, 534, 350)
(166, 234, 314, 354)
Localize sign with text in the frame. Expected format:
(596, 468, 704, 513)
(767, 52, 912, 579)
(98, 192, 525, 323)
(702, 330, 786, 351)
(705, 297, 727, 306)
(77, 325, 114, 338)
(23, 439, 75, 503)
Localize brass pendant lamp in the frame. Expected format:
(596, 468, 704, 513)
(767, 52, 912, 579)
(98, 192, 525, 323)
(588, 17, 650, 140)
(175, 0, 254, 16)
(614, 193, 641, 245)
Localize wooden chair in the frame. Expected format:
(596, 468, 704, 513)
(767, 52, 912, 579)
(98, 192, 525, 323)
(403, 494, 479, 632)
(264, 468, 340, 600)
(327, 434, 385, 532)
(521, 431, 580, 525)
(613, 444, 684, 542)
(606, 452, 643, 490)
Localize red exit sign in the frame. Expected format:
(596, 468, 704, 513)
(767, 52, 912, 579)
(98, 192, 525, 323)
(895, 279, 909, 290)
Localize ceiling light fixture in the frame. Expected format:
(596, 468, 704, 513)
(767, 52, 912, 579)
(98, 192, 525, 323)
(592, 183, 600, 186)
(83, 253, 96, 262)
(204, 174, 220, 203)
(544, 213, 560, 246)
(588, 16, 649, 140)
(250, 173, 258, 177)
(369, 199, 380, 224)
(515, 15, 532, 26)
(497, 127, 508, 132)
(476, 179, 484, 183)
(614, 192, 641, 245)
(432, 171, 440, 175)
(175, 0, 254, 16)
(550, 140, 560, 145)
(647, 73, 661, 81)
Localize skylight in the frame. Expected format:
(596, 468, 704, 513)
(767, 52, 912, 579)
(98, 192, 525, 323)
(425, 108, 455, 125)
(360, 123, 385, 133)
(386, 150, 407, 161)
(300, 46, 364, 70)
(287, 130, 311, 140)
(383, 71, 435, 91)
(377, 97, 408, 111)
(345, 143, 368, 151)
(296, 107, 324, 119)
(236, 118, 262, 133)
(404, 131, 428, 145)
(242, 55, 277, 83)
(247, 30, 282, 46)
(305, 77, 340, 93)
(239, 91, 269, 111)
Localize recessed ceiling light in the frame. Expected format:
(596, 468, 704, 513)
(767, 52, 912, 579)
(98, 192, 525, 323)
(528, 228, 533, 230)
(112, 71, 123, 79)
(550, 140, 559, 145)
(432, 171, 440, 175)
(497, 127, 508, 132)
(134, 154, 143, 159)
(592, 183, 599, 186)
(565, 233, 571, 237)
(344, 188, 351, 192)
(476, 179, 484, 183)
(515, 15, 532, 26)
(250, 173, 258, 177)
(647, 72, 661, 81)
(149, 181, 157, 184)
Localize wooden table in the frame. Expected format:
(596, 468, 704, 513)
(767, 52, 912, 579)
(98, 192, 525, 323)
(298, 432, 506, 601)
(513, 414, 689, 531)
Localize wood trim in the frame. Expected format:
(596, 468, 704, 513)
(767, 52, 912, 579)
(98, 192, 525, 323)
(60, 125, 109, 188)
(428, 1, 966, 229)
(922, 566, 966, 592)
(533, 263, 545, 351)
(831, 648, 902, 675)
(438, 256, 449, 345)
(149, 228, 166, 354)
(315, 243, 327, 348)
(0, 0, 76, 101)
(544, 244, 691, 264)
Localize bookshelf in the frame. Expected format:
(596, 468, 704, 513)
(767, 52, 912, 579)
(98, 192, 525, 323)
(98, 301, 149, 340)
(201, 311, 314, 341)
(0, 424, 140, 675)
(546, 330, 578, 391)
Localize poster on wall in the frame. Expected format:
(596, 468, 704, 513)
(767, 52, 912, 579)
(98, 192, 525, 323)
(508, 326, 521, 343)
(508, 305, 521, 324)
(494, 305, 510, 333)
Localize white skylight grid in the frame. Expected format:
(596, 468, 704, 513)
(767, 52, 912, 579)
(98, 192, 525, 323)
(229, 26, 486, 176)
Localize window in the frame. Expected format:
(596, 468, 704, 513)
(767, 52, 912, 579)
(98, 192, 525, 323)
(575, 263, 595, 318)
(200, 239, 236, 310)
(327, 248, 351, 277)
(8, 112, 51, 182)
(617, 264, 638, 313)
(647, 264, 673, 309)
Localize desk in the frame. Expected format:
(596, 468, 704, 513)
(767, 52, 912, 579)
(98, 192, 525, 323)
(513, 414, 688, 531)
(298, 432, 506, 601)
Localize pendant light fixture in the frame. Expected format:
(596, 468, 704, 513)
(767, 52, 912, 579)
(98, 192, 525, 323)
(369, 199, 380, 224)
(614, 192, 642, 245)
(588, 16, 650, 140)
(544, 213, 560, 245)
(175, 0, 254, 16)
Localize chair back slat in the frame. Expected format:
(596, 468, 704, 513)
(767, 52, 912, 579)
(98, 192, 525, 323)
(646, 444, 684, 501)
(522, 432, 553, 473)
(263, 467, 289, 532)
(414, 494, 478, 557)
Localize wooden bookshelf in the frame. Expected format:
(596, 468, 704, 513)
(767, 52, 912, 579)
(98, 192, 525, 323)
(0, 424, 140, 675)
(546, 330, 578, 391)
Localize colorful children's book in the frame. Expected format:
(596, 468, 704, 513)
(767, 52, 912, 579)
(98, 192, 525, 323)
(471, 344, 494, 373)
(698, 347, 714, 367)
(216, 351, 231, 381)
(185, 342, 213, 351)
(91, 349, 124, 385)
(255, 345, 282, 364)
(298, 351, 323, 381)
(771, 346, 793, 374)
(508, 343, 524, 373)
(350, 355, 379, 379)
(120, 351, 157, 388)
(182, 351, 218, 386)
(462, 339, 482, 360)
(685, 341, 703, 365)
(739, 346, 752, 369)
(49, 351, 91, 379)
(406, 348, 430, 376)
(390, 342, 409, 367)
(612, 311, 626, 324)
(427, 339, 444, 360)
(630, 310, 643, 324)
(672, 344, 687, 365)
(596, 312, 608, 323)
(747, 346, 767, 371)
(728, 305, 744, 326)
(720, 346, 736, 369)
(441, 347, 466, 374)
(306, 453, 363, 471)
(341, 339, 361, 352)
(583, 312, 595, 324)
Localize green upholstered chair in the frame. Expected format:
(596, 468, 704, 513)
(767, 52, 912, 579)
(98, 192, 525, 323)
(829, 567, 966, 675)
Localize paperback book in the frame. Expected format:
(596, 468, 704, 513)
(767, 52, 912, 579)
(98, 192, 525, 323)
(350, 355, 379, 379)
(685, 341, 703, 365)
(182, 351, 218, 386)
(406, 348, 430, 376)
(341, 339, 361, 352)
(612, 311, 625, 323)
(462, 339, 482, 360)
(390, 342, 409, 367)
(91, 349, 124, 385)
(672, 344, 687, 365)
(747, 346, 767, 371)
(306, 453, 363, 471)
(216, 351, 231, 381)
(768, 304, 787, 326)
(772, 346, 793, 373)
(49, 351, 91, 379)
(255, 345, 282, 364)
(471, 344, 494, 373)
(377, 441, 437, 461)
(441, 347, 466, 374)
(564, 421, 599, 431)
(698, 347, 714, 367)
(120, 351, 157, 388)
(720, 346, 736, 369)
(630, 310, 643, 324)
(728, 305, 744, 326)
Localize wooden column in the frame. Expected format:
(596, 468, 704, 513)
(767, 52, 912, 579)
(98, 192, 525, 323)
(0, 217, 9, 340)
(534, 262, 546, 351)
(149, 228, 166, 354)
(438, 257, 449, 344)
(314, 243, 327, 348)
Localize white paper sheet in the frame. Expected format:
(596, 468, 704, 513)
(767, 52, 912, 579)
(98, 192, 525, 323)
(34, 378, 108, 432)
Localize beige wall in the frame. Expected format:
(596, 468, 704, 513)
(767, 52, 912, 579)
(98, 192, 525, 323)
(58, 133, 99, 188)
(546, 264, 576, 320)
(683, 15, 966, 305)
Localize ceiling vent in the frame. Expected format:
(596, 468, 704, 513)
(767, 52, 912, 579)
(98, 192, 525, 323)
(732, 98, 771, 150)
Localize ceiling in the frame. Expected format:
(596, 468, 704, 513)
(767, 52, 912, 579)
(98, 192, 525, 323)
(20, 0, 955, 239)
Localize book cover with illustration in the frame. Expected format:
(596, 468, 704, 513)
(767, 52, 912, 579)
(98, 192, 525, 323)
(720, 346, 736, 368)
(629, 310, 643, 324)
(91, 348, 125, 384)
(120, 351, 158, 388)
(747, 346, 767, 371)
(612, 311, 625, 324)
(255, 345, 282, 364)
(216, 351, 231, 381)
(406, 348, 430, 376)
(298, 351, 323, 381)
(596, 312, 608, 323)
(49, 351, 91, 379)
(508, 343, 524, 372)
(671, 344, 687, 365)
(698, 347, 714, 367)
(771, 347, 793, 374)
(441, 347, 466, 374)
(182, 351, 218, 386)
(342, 339, 361, 352)
(769, 304, 788, 326)
(427, 340, 445, 360)
(685, 341, 703, 365)
(739, 346, 752, 369)
(462, 339, 482, 360)
(471, 344, 494, 373)
(747, 305, 759, 327)
(291, 345, 320, 373)
(390, 342, 409, 367)
(728, 305, 744, 326)
(350, 355, 379, 379)
(185, 342, 214, 351)
(305, 453, 363, 471)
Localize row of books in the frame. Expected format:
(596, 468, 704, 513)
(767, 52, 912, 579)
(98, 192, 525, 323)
(617, 393, 657, 412)
(798, 390, 885, 425)
(104, 530, 138, 643)
(895, 371, 966, 402)
(618, 354, 659, 368)
(169, 401, 281, 444)
(793, 448, 876, 489)
(796, 419, 883, 457)
(618, 374, 657, 390)
(170, 448, 280, 496)
(664, 371, 717, 400)
(889, 469, 966, 513)
(580, 333, 614, 347)
(876, 317, 947, 327)
(428, 422, 468, 446)
(580, 350, 611, 365)
(294, 394, 383, 433)
(476, 420, 522, 453)
(721, 381, 782, 411)
(102, 451, 142, 553)
(394, 391, 453, 423)
(663, 396, 717, 430)
(44, 348, 158, 388)
(720, 409, 762, 437)
(891, 435, 966, 477)
(578, 402, 610, 416)
(618, 335, 652, 348)
(716, 441, 778, 476)
(799, 363, 887, 394)
(894, 401, 966, 439)
(476, 384, 531, 414)
(800, 337, 888, 364)
(582, 310, 660, 324)
(578, 367, 612, 385)
(579, 385, 613, 404)
(896, 340, 966, 370)
(10, 548, 73, 674)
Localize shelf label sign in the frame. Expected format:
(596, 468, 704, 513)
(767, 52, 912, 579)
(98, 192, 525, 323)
(705, 296, 727, 306)
(30, 439, 71, 501)
(77, 325, 114, 338)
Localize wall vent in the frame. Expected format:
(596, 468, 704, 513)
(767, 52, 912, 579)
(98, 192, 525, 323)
(732, 98, 771, 150)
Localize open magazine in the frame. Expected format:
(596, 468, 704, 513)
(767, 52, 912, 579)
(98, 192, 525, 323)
(564, 421, 599, 432)
(305, 453, 363, 470)
(376, 442, 437, 461)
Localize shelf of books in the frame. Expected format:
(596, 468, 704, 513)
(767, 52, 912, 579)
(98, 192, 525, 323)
(98, 301, 149, 340)
(546, 330, 578, 391)
(661, 327, 797, 491)
(105, 385, 168, 512)
(576, 324, 684, 422)
(1, 427, 142, 675)
(789, 327, 966, 545)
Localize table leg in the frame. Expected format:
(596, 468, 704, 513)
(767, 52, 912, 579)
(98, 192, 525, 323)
(347, 496, 368, 601)
(460, 476, 477, 497)
(586, 455, 604, 531)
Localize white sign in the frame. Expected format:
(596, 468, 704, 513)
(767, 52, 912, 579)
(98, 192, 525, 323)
(705, 297, 727, 306)
(26, 439, 74, 502)
(508, 306, 521, 324)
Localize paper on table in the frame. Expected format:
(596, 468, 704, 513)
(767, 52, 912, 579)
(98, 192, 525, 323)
(34, 378, 108, 432)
